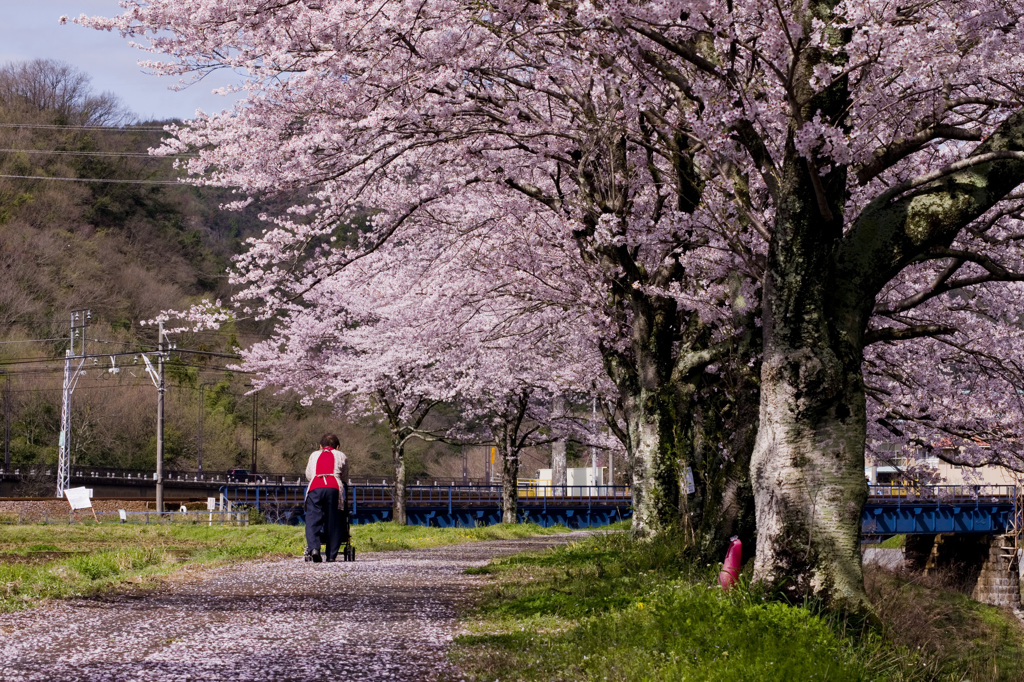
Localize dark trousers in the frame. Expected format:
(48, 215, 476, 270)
(305, 487, 344, 561)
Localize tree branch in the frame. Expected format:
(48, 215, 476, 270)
(855, 125, 983, 186)
(625, 24, 724, 79)
(671, 338, 733, 385)
(874, 150, 1024, 207)
(840, 107, 1024, 310)
(864, 323, 956, 345)
(876, 248, 1024, 314)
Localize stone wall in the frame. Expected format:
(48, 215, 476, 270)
(970, 534, 1021, 608)
(868, 534, 1022, 608)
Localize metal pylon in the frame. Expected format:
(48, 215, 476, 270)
(56, 310, 89, 498)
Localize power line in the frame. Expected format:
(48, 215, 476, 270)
(0, 338, 65, 345)
(0, 349, 240, 367)
(0, 350, 241, 368)
(0, 148, 194, 158)
(173, 348, 241, 359)
(0, 335, 233, 349)
(6, 383, 157, 394)
(0, 174, 183, 185)
(0, 356, 63, 366)
(0, 123, 170, 131)
(0, 363, 245, 379)
(85, 338, 157, 348)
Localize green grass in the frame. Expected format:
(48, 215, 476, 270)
(0, 524, 303, 612)
(354, 521, 566, 552)
(864, 565, 1024, 680)
(452, 533, 1024, 681)
(877, 535, 906, 549)
(0, 521, 566, 612)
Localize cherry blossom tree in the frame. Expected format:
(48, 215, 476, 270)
(85, 0, 1024, 609)
(80, 0, 758, 545)
(238, 252, 456, 525)
(369, 214, 616, 523)
(595, 0, 1024, 607)
(232, 197, 613, 523)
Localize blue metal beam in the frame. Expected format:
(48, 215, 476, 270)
(223, 483, 633, 529)
(224, 481, 1024, 535)
(862, 484, 1018, 535)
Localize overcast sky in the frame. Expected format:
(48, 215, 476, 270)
(0, 1, 242, 122)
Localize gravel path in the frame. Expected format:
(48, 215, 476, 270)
(0, 532, 590, 682)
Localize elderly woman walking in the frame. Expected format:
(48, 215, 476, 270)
(303, 433, 350, 563)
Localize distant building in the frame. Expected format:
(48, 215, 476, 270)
(866, 439, 1020, 487)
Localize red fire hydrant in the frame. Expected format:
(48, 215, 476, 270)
(718, 536, 742, 591)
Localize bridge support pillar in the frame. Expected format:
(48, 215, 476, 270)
(904, 535, 934, 571)
(970, 534, 1020, 609)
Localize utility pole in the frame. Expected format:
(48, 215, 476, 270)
(3, 371, 10, 471)
(56, 309, 89, 497)
(250, 390, 259, 473)
(156, 321, 165, 513)
(141, 321, 171, 513)
(551, 394, 567, 493)
(461, 444, 467, 484)
(197, 382, 213, 474)
(609, 440, 614, 487)
(591, 397, 597, 472)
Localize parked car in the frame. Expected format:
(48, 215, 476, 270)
(227, 468, 265, 483)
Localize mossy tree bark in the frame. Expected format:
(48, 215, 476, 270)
(690, 354, 759, 562)
(602, 293, 684, 538)
(602, 289, 740, 541)
(752, 90, 1024, 607)
(569, 113, 737, 540)
(749, 119, 871, 605)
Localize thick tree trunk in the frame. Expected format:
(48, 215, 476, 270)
(603, 294, 688, 538)
(746, 45, 1024, 609)
(751, 129, 870, 608)
(392, 442, 407, 525)
(751, 355, 868, 606)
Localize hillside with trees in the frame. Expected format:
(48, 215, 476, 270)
(0, 59, 465, 489)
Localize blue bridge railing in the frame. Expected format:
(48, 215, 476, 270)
(864, 484, 1021, 535)
(221, 482, 1019, 535)
(221, 483, 634, 529)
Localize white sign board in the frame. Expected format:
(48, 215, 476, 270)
(64, 487, 93, 510)
(684, 467, 696, 495)
(207, 497, 217, 511)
